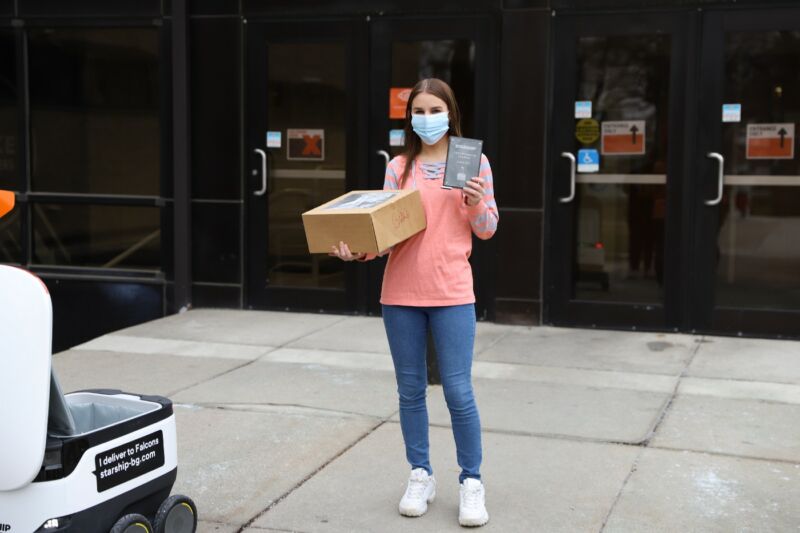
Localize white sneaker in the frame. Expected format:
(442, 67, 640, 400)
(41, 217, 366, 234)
(398, 468, 436, 517)
(459, 478, 489, 527)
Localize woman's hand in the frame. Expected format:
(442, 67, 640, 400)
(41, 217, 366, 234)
(329, 241, 366, 261)
(462, 177, 485, 207)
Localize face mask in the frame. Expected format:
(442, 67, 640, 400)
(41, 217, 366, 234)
(411, 112, 450, 145)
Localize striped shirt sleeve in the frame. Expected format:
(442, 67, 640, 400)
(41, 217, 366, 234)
(356, 157, 404, 261)
(383, 158, 401, 190)
(466, 154, 499, 239)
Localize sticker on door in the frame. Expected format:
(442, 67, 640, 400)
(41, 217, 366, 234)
(746, 123, 794, 160)
(266, 131, 282, 148)
(287, 129, 325, 161)
(575, 101, 592, 119)
(389, 129, 405, 147)
(390, 88, 413, 119)
(577, 149, 599, 173)
(722, 103, 742, 123)
(601, 121, 646, 156)
(575, 119, 600, 145)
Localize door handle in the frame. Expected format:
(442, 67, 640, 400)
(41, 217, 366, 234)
(377, 150, 390, 170)
(705, 152, 724, 206)
(559, 152, 576, 203)
(253, 149, 267, 196)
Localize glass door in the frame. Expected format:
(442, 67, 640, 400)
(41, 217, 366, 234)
(0, 29, 21, 265)
(366, 16, 494, 316)
(692, 8, 800, 337)
(546, 13, 690, 330)
(246, 17, 494, 314)
(245, 20, 368, 311)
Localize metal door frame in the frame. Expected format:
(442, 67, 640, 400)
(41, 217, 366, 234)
(366, 14, 498, 317)
(544, 10, 694, 332)
(691, 6, 800, 338)
(244, 18, 369, 312)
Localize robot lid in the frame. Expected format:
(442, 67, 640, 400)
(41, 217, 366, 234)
(0, 265, 53, 491)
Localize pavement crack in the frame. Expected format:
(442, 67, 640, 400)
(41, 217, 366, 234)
(473, 327, 514, 356)
(169, 317, 353, 397)
(261, 344, 391, 357)
(236, 418, 390, 532)
(647, 445, 800, 467)
(639, 337, 704, 446)
(598, 336, 704, 532)
(598, 447, 646, 533)
(473, 358, 681, 378)
(261, 315, 353, 357)
(165, 354, 274, 397)
(179, 401, 385, 420)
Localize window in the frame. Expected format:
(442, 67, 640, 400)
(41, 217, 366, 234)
(0, 30, 17, 190)
(29, 28, 160, 196)
(13, 27, 166, 272)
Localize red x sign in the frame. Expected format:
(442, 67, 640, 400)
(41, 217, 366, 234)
(287, 129, 325, 160)
(302, 135, 321, 156)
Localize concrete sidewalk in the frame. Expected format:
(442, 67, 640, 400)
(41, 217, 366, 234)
(56, 309, 800, 532)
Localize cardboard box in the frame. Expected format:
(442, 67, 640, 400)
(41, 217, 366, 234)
(302, 189, 426, 254)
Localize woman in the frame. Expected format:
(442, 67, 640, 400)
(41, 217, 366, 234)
(330, 78, 498, 527)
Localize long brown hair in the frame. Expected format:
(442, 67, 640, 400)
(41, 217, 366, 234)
(399, 78, 463, 188)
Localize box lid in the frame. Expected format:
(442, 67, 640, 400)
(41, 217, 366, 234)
(305, 190, 407, 215)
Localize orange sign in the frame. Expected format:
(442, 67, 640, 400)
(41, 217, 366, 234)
(0, 190, 14, 218)
(601, 121, 646, 156)
(746, 123, 794, 159)
(389, 88, 412, 119)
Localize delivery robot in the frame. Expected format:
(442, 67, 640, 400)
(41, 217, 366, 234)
(0, 191, 197, 532)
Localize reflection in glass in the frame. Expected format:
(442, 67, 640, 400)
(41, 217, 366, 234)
(0, 201, 21, 264)
(266, 43, 346, 288)
(191, 18, 241, 200)
(28, 29, 160, 195)
(716, 31, 800, 310)
(192, 203, 240, 284)
(32, 204, 160, 270)
(0, 31, 17, 190)
(390, 40, 475, 156)
(572, 35, 671, 303)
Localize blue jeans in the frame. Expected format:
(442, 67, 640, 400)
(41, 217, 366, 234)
(382, 304, 482, 483)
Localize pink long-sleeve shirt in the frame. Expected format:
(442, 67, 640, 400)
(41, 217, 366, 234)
(369, 153, 499, 307)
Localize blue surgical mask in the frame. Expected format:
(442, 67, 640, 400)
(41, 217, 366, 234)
(411, 112, 450, 145)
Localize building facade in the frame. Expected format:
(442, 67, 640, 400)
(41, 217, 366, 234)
(1, 0, 798, 351)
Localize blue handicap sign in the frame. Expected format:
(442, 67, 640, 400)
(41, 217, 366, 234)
(577, 149, 599, 173)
